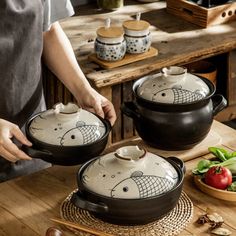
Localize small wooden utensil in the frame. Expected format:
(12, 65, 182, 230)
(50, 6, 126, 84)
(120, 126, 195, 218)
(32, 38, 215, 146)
(50, 218, 115, 236)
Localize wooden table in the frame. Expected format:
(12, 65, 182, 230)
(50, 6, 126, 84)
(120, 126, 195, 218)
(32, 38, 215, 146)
(1, 120, 236, 236)
(44, 0, 236, 144)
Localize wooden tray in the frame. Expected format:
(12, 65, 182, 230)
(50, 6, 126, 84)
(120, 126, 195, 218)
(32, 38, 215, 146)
(88, 47, 158, 69)
(166, 0, 236, 28)
(194, 175, 236, 202)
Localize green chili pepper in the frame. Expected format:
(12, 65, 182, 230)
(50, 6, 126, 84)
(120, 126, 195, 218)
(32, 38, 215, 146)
(208, 147, 231, 160)
(215, 149, 228, 162)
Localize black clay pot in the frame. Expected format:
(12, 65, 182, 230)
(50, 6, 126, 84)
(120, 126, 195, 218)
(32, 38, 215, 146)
(121, 76, 227, 150)
(22, 103, 111, 166)
(71, 151, 185, 225)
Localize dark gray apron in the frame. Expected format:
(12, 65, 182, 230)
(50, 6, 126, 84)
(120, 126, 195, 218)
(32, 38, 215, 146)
(0, 0, 51, 182)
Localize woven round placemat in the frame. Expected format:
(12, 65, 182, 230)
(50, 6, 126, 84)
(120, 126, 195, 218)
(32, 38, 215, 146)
(60, 190, 193, 236)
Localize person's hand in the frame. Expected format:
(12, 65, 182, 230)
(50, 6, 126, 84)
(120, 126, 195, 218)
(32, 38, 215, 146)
(76, 87, 117, 126)
(0, 119, 32, 162)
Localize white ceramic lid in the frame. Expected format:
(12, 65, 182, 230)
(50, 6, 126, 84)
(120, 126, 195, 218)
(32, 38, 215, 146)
(137, 66, 210, 104)
(81, 146, 179, 199)
(28, 103, 106, 146)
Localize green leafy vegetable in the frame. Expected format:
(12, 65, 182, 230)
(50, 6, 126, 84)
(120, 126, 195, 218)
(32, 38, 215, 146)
(229, 151, 236, 158)
(192, 147, 236, 176)
(193, 157, 236, 175)
(197, 160, 212, 173)
(220, 157, 236, 175)
(227, 181, 236, 192)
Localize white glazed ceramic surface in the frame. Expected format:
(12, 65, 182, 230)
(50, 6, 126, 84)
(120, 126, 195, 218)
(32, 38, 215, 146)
(124, 32, 151, 54)
(95, 36, 126, 61)
(29, 103, 106, 146)
(82, 146, 179, 199)
(137, 66, 210, 104)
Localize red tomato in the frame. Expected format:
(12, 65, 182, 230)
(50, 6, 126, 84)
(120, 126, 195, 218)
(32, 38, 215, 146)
(204, 166, 232, 190)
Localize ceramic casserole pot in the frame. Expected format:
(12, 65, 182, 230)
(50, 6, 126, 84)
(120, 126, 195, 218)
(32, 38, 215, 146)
(22, 103, 111, 165)
(71, 145, 185, 225)
(121, 66, 227, 150)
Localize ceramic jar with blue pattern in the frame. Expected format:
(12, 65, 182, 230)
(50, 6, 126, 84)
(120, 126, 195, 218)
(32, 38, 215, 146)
(95, 19, 126, 61)
(123, 13, 151, 54)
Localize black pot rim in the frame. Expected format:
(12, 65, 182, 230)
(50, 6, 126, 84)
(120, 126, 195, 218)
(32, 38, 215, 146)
(77, 155, 185, 201)
(134, 75, 216, 107)
(25, 111, 111, 149)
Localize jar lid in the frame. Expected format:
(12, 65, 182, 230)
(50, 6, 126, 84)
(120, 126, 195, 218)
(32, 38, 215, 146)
(136, 66, 210, 104)
(123, 20, 150, 31)
(97, 26, 124, 38)
(81, 146, 179, 199)
(28, 103, 106, 146)
(97, 18, 124, 38)
(123, 13, 150, 31)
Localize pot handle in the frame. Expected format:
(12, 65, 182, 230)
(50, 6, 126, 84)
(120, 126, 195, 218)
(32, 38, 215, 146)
(167, 156, 186, 174)
(21, 145, 53, 159)
(212, 94, 227, 116)
(71, 191, 109, 214)
(121, 102, 141, 119)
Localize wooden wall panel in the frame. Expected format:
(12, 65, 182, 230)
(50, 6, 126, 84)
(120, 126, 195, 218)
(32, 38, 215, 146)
(111, 84, 122, 143)
(122, 81, 135, 140)
(228, 50, 236, 106)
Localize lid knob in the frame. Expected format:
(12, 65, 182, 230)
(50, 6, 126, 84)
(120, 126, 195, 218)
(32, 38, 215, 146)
(161, 66, 187, 83)
(114, 146, 146, 166)
(53, 103, 81, 121)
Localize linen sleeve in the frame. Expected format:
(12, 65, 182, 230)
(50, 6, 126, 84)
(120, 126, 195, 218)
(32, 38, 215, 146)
(43, 0, 75, 31)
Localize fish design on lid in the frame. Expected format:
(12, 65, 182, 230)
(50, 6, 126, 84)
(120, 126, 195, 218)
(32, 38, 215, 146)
(111, 171, 177, 199)
(152, 87, 204, 104)
(60, 121, 105, 146)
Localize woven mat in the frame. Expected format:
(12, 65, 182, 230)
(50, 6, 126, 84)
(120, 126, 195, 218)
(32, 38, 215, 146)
(60, 190, 193, 236)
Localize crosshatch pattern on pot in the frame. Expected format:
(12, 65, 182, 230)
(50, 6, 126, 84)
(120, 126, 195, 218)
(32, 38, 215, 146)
(60, 190, 193, 236)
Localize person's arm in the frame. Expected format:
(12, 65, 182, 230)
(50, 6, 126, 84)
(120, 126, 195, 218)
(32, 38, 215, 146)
(42, 22, 116, 126)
